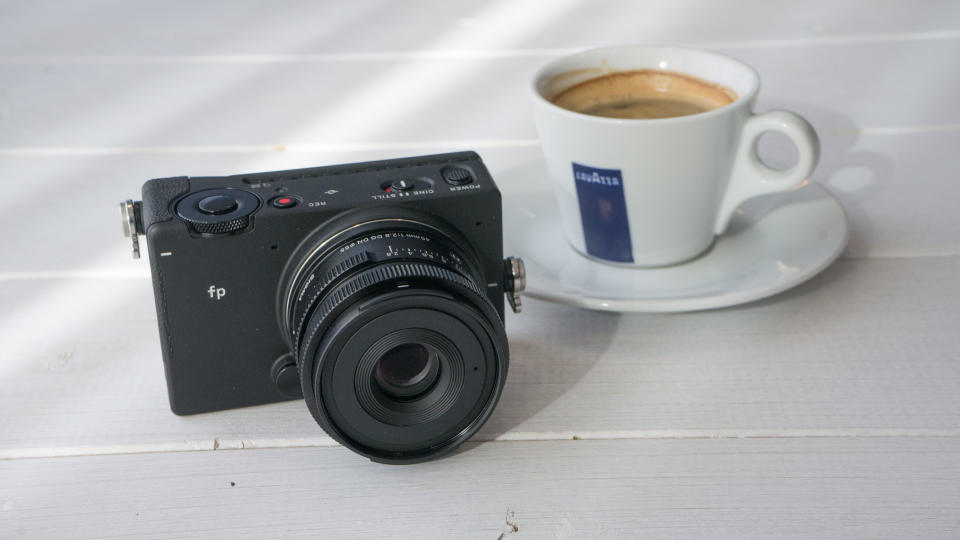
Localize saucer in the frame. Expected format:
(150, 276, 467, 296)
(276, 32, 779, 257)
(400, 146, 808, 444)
(500, 160, 848, 312)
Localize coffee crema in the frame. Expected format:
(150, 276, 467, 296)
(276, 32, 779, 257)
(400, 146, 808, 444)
(550, 69, 737, 119)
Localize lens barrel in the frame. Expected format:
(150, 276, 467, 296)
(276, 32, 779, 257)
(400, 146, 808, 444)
(282, 216, 508, 463)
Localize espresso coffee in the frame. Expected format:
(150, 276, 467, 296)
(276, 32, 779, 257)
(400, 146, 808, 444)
(550, 69, 737, 119)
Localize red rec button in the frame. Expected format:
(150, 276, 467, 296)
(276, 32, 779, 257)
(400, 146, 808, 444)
(271, 196, 298, 209)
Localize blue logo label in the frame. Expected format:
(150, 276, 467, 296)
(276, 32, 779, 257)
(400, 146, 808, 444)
(572, 162, 633, 263)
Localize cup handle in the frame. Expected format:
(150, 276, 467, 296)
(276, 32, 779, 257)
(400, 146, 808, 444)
(714, 110, 820, 235)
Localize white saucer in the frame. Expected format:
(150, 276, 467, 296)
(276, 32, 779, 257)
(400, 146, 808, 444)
(500, 160, 848, 312)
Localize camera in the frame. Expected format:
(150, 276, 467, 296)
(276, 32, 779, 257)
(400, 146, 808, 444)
(119, 151, 525, 463)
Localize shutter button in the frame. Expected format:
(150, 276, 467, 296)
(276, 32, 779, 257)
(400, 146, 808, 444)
(197, 194, 239, 215)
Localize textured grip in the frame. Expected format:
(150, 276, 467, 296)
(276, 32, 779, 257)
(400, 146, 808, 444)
(141, 176, 190, 231)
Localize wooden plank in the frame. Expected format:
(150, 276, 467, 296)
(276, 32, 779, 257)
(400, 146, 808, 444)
(0, 146, 538, 274)
(0, 129, 956, 278)
(2, 437, 959, 539)
(1, 40, 958, 149)
(1, 0, 958, 57)
(0, 257, 957, 457)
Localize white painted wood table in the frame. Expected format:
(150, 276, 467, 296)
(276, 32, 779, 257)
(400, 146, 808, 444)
(1, 1, 959, 538)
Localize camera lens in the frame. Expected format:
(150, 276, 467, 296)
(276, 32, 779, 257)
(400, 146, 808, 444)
(373, 343, 439, 399)
(280, 214, 508, 464)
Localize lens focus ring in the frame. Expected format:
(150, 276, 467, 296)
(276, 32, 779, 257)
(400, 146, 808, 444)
(297, 260, 487, 363)
(290, 251, 371, 354)
(285, 226, 479, 355)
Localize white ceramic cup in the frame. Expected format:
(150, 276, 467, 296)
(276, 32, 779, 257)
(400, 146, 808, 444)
(531, 45, 820, 267)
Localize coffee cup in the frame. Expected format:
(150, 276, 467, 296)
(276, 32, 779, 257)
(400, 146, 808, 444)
(531, 45, 819, 267)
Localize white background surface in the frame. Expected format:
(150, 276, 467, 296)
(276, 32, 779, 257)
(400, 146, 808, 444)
(1, 1, 958, 538)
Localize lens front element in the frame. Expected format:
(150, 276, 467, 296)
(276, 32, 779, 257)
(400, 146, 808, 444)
(374, 342, 439, 400)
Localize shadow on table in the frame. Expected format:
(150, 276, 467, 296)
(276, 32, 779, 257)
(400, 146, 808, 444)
(457, 102, 891, 458)
(469, 300, 621, 449)
(758, 100, 895, 258)
(719, 101, 893, 310)
(734, 254, 859, 311)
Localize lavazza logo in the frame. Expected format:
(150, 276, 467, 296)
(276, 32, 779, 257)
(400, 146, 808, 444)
(573, 167, 621, 186)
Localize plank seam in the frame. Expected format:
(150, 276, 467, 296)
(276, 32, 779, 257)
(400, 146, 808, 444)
(1, 253, 957, 281)
(3, 428, 960, 461)
(1, 29, 959, 65)
(1, 123, 958, 157)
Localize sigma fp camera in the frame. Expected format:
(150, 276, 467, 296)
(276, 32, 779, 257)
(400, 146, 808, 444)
(119, 152, 525, 463)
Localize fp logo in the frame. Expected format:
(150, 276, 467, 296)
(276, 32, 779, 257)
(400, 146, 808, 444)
(207, 285, 227, 300)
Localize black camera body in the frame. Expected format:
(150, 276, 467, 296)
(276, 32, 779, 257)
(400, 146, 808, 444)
(124, 152, 523, 463)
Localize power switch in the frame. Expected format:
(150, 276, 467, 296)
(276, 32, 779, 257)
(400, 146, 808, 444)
(441, 166, 473, 186)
